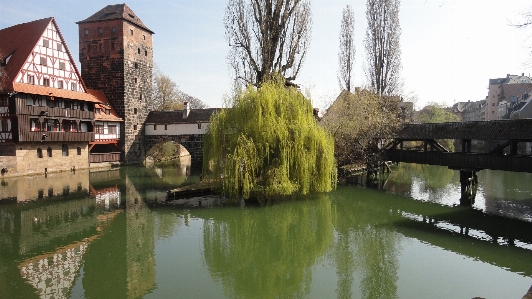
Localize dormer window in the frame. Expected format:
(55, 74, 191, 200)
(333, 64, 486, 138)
(2, 53, 12, 65)
(105, 109, 110, 115)
(95, 108, 101, 114)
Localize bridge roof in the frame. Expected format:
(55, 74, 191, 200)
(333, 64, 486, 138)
(146, 109, 220, 124)
(395, 119, 532, 140)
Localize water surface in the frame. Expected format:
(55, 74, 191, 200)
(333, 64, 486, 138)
(0, 162, 531, 298)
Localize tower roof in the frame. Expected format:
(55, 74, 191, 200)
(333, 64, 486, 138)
(77, 3, 154, 34)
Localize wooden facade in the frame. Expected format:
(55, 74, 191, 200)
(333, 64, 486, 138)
(89, 152, 121, 163)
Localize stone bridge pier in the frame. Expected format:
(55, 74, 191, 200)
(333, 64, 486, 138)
(144, 134, 205, 163)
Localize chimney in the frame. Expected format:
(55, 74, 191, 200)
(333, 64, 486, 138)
(183, 102, 190, 119)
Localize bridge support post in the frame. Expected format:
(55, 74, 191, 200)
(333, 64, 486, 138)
(459, 169, 477, 205)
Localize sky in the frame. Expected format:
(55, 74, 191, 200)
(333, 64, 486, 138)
(1, 0, 531, 110)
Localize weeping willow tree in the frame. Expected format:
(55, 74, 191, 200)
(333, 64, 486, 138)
(203, 79, 336, 202)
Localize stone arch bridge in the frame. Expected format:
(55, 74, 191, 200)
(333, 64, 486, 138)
(144, 134, 205, 162)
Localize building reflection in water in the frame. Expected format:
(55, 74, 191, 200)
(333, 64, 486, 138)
(19, 242, 88, 299)
(0, 167, 158, 299)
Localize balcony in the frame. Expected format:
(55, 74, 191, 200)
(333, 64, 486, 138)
(20, 131, 94, 142)
(89, 152, 121, 163)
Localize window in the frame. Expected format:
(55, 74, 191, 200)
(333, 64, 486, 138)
(84, 29, 89, 35)
(112, 27, 117, 33)
(95, 125, 104, 134)
(27, 75, 35, 85)
(134, 108, 137, 114)
(198, 123, 202, 129)
(164, 125, 167, 130)
(40, 56, 47, 66)
(72, 101, 79, 110)
(43, 39, 49, 48)
(46, 120, 53, 131)
(134, 77, 137, 84)
(77, 147, 82, 155)
(130, 29, 133, 35)
(108, 125, 117, 135)
(58, 80, 63, 89)
(59, 62, 65, 70)
(42, 78, 50, 87)
(63, 100, 71, 109)
(145, 50, 147, 57)
(154, 125, 157, 130)
(48, 187, 53, 197)
(31, 119, 40, 131)
(134, 62, 138, 69)
(57, 43, 62, 51)
(62, 144, 69, 156)
(143, 35, 146, 40)
(37, 148, 43, 158)
(95, 108, 101, 114)
(133, 124, 137, 130)
(105, 109, 110, 115)
(137, 48, 140, 54)
(71, 83, 77, 91)
(47, 147, 52, 157)
(98, 28, 103, 34)
(1, 120, 8, 132)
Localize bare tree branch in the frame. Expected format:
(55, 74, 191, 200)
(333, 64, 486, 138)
(338, 5, 356, 92)
(364, 0, 401, 96)
(225, 0, 312, 87)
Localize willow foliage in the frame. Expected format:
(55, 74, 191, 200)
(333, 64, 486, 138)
(203, 80, 336, 201)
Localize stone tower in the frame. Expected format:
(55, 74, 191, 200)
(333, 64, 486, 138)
(77, 4, 153, 163)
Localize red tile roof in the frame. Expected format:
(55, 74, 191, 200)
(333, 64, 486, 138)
(77, 4, 154, 34)
(13, 83, 100, 102)
(87, 89, 123, 121)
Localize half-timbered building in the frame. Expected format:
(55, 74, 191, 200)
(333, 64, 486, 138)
(0, 18, 100, 176)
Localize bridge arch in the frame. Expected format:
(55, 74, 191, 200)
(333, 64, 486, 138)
(144, 134, 205, 163)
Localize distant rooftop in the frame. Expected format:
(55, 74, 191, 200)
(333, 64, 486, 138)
(76, 3, 154, 34)
(489, 74, 532, 85)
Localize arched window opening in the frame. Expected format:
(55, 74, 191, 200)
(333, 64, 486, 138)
(62, 144, 69, 156)
(47, 147, 52, 157)
(37, 148, 43, 158)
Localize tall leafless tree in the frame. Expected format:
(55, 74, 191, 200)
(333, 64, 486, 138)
(338, 5, 356, 92)
(152, 66, 182, 111)
(512, 7, 532, 67)
(363, 0, 401, 96)
(224, 0, 312, 87)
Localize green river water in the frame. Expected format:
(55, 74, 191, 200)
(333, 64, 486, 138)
(0, 161, 531, 299)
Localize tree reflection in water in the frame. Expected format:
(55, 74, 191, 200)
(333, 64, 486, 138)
(202, 195, 333, 298)
(331, 187, 401, 299)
